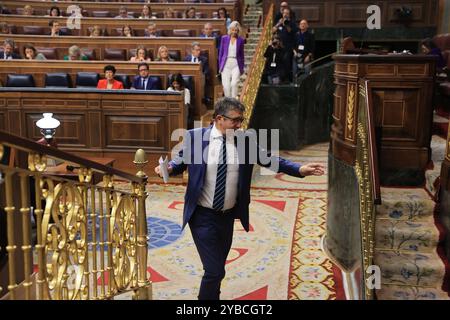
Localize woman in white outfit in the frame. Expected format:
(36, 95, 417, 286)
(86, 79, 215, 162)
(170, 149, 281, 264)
(218, 21, 245, 99)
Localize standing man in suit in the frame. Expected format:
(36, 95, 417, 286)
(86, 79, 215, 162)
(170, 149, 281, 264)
(131, 62, 162, 90)
(1, 39, 21, 59)
(154, 97, 325, 300)
(294, 19, 315, 76)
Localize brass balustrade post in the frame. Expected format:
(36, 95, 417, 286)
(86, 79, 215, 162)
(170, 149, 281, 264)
(19, 172, 32, 300)
(5, 170, 17, 299)
(133, 149, 151, 300)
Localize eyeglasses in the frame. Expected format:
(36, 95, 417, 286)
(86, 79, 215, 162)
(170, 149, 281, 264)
(221, 114, 245, 123)
(139, 68, 149, 72)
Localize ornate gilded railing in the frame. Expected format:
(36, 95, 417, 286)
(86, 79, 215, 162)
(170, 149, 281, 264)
(354, 80, 380, 300)
(0, 130, 151, 300)
(240, 4, 274, 130)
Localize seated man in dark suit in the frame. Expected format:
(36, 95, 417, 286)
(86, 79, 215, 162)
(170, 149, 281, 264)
(0, 39, 21, 59)
(49, 20, 66, 36)
(200, 22, 220, 50)
(131, 62, 162, 90)
(184, 41, 209, 79)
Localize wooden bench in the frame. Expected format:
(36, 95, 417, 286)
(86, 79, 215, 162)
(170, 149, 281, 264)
(0, 0, 241, 22)
(0, 88, 186, 174)
(0, 15, 227, 37)
(0, 60, 208, 118)
(0, 34, 218, 82)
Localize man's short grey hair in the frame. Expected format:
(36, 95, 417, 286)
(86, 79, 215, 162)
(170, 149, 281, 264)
(213, 97, 245, 118)
(3, 38, 15, 48)
(191, 41, 200, 49)
(227, 21, 241, 35)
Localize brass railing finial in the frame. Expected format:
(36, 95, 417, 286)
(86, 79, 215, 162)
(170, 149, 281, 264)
(133, 149, 148, 178)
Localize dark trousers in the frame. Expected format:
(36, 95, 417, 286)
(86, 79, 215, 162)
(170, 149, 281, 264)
(189, 205, 235, 300)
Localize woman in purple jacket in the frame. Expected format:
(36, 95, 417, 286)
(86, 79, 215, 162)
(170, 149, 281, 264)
(218, 21, 245, 98)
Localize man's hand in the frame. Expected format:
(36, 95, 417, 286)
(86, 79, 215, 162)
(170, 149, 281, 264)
(154, 164, 173, 178)
(299, 163, 325, 176)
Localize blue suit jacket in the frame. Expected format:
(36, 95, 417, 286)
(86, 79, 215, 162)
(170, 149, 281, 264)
(169, 126, 303, 232)
(184, 54, 209, 77)
(132, 76, 162, 90)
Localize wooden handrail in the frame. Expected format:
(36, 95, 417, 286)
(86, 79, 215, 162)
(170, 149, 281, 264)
(0, 129, 145, 183)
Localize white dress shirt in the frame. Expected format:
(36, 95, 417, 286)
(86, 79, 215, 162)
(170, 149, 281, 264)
(228, 39, 237, 58)
(191, 56, 199, 63)
(197, 124, 239, 211)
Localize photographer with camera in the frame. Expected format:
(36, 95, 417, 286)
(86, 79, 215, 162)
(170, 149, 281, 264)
(263, 36, 287, 84)
(272, 7, 297, 82)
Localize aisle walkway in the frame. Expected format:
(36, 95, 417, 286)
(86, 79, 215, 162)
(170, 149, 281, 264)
(142, 143, 342, 300)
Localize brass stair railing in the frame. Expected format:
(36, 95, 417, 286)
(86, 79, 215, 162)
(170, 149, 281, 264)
(239, 3, 273, 130)
(354, 80, 381, 300)
(0, 130, 151, 300)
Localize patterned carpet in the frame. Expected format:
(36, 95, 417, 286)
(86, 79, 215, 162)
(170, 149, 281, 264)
(143, 143, 341, 300)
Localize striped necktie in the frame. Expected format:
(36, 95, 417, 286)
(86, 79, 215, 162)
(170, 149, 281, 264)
(212, 135, 227, 211)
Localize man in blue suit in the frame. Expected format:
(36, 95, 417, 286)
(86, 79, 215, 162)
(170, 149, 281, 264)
(155, 97, 324, 300)
(184, 41, 210, 78)
(131, 62, 162, 90)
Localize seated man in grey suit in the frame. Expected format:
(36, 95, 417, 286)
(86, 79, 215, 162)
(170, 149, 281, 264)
(1, 39, 22, 59)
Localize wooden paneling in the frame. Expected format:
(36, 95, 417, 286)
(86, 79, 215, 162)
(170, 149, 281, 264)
(265, 0, 438, 28)
(0, 60, 206, 118)
(0, 89, 185, 173)
(331, 54, 435, 170)
(0, 0, 240, 21)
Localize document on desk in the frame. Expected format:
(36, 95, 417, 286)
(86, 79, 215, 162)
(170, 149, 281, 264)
(159, 156, 169, 183)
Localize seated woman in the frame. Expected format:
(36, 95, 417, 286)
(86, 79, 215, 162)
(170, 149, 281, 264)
(130, 46, 152, 62)
(163, 7, 176, 18)
(23, 44, 46, 60)
(122, 25, 134, 37)
(167, 73, 192, 127)
(421, 38, 446, 73)
(139, 5, 155, 19)
(184, 7, 197, 19)
(63, 45, 89, 60)
(217, 7, 231, 30)
(0, 22, 11, 35)
(155, 45, 174, 62)
(47, 6, 61, 17)
(97, 65, 124, 90)
(23, 5, 34, 16)
(89, 25, 102, 37)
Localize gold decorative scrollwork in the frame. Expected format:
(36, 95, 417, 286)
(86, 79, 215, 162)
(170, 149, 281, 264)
(40, 179, 87, 300)
(103, 175, 114, 189)
(110, 193, 137, 290)
(240, 5, 274, 130)
(78, 167, 93, 183)
(0, 144, 4, 161)
(346, 83, 356, 140)
(28, 153, 47, 172)
(355, 82, 376, 300)
(446, 123, 450, 161)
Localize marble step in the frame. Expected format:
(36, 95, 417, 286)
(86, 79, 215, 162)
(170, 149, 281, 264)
(374, 251, 445, 287)
(375, 218, 440, 253)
